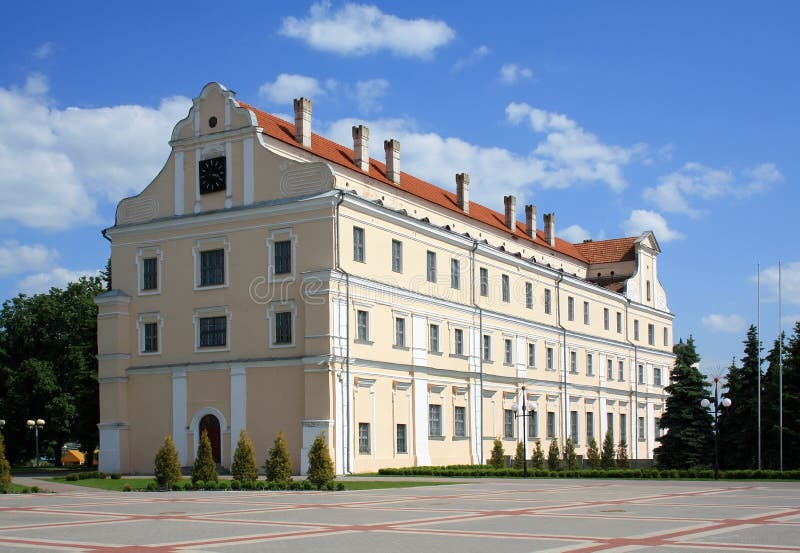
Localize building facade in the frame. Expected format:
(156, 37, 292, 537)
(96, 82, 674, 475)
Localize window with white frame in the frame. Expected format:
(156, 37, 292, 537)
(638, 364, 645, 385)
(568, 296, 575, 321)
(454, 406, 466, 437)
(480, 267, 488, 297)
(638, 416, 646, 441)
(544, 288, 552, 314)
(395, 317, 406, 347)
(620, 413, 627, 444)
(429, 324, 440, 353)
(570, 351, 577, 373)
(654, 366, 663, 386)
(359, 422, 370, 454)
(607, 413, 614, 441)
(504, 338, 513, 365)
(273, 240, 291, 275)
(268, 301, 296, 348)
(570, 410, 579, 444)
(547, 411, 556, 438)
(391, 239, 403, 273)
(142, 257, 158, 291)
(194, 237, 229, 289)
(525, 282, 533, 309)
(616, 311, 623, 333)
(663, 327, 669, 347)
(396, 424, 407, 453)
(501, 274, 510, 302)
(137, 246, 162, 295)
(429, 404, 442, 437)
(648, 323, 655, 346)
(528, 343, 536, 368)
(356, 310, 369, 342)
(451, 258, 460, 289)
(618, 360, 625, 381)
(426, 250, 437, 283)
(353, 226, 365, 262)
(586, 411, 594, 443)
(584, 301, 590, 325)
(607, 359, 614, 380)
(454, 328, 464, 356)
(138, 312, 162, 355)
(546, 347, 554, 370)
(504, 409, 515, 439)
(482, 334, 492, 361)
(586, 353, 594, 375)
(193, 306, 230, 351)
(274, 311, 292, 344)
(528, 409, 538, 438)
(603, 307, 609, 330)
(634, 319, 640, 341)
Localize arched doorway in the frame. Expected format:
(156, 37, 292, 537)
(199, 414, 221, 464)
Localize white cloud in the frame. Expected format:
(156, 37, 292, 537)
(702, 314, 746, 333)
(279, 2, 455, 58)
(17, 267, 100, 296)
(0, 241, 59, 275)
(0, 75, 190, 229)
(757, 261, 800, 305)
(558, 225, 592, 243)
(258, 73, 327, 105)
(453, 45, 489, 72)
(644, 162, 782, 217)
(505, 102, 646, 192)
(499, 63, 533, 84)
(354, 79, 389, 114)
(33, 42, 54, 60)
(621, 210, 684, 242)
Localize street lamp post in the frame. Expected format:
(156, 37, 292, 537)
(511, 385, 535, 478)
(701, 378, 731, 481)
(26, 419, 45, 467)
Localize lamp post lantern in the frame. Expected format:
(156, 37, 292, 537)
(26, 419, 45, 467)
(511, 385, 536, 478)
(701, 377, 731, 481)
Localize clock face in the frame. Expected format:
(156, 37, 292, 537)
(199, 156, 226, 194)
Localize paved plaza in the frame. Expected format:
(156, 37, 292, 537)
(1, 478, 799, 552)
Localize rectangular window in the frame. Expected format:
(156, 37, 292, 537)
(504, 409, 515, 439)
(142, 257, 158, 291)
(638, 417, 646, 441)
(199, 316, 226, 347)
(274, 311, 292, 344)
(353, 227, 365, 262)
(654, 367, 663, 386)
(528, 343, 536, 368)
(356, 310, 369, 342)
(480, 267, 488, 297)
(634, 319, 640, 341)
(584, 301, 590, 325)
(568, 296, 575, 321)
(603, 307, 610, 330)
(429, 324, 440, 353)
(655, 417, 662, 438)
(607, 359, 614, 380)
(501, 274, 510, 302)
(620, 413, 627, 445)
(586, 353, 594, 376)
(618, 360, 625, 382)
(426, 250, 437, 283)
(394, 317, 406, 347)
(664, 327, 669, 346)
(429, 404, 442, 436)
(391, 239, 403, 272)
(274, 240, 291, 274)
(454, 328, 464, 356)
(546, 347, 554, 370)
(648, 323, 655, 346)
(396, 424, 407, 453)
(200, 249, 224, 287)
(544, 288, 552, 314)
(570, 410, 579, 444)
(454, 406, 466, 437)
(482, 334, 491, 361)
(528, 409, 538, 438)
(504, 338, 513, 364)
(638, 364, 645, 385)
(616, 312, 623, 334)
(143, 322, 158, 353)
(586, 412, 594, 443)
(547, 411, 556, 438)
(525, 282, 533, 309)
(359, 422, 370, 454)
(570, 351, 577, 373)
(607, 413, 614, 441)
(450, 258, 460, 289)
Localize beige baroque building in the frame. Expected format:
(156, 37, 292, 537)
(96, 82, 675, 475)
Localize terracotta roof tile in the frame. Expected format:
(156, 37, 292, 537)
(574, 237, 637, 264)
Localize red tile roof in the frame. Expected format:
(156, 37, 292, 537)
(574, 237, 637, 264)
(239, 100, 635, 265)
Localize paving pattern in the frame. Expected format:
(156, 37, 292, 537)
(1, 478, 799, 552)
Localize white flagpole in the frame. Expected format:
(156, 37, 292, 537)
(779, 260, 783, 471)
(757, 262, 762, 470)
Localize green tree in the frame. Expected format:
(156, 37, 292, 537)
(718, 326, 761, 469)
(264, 431, 292, 482)
(601, 430, 616, 469)
(231, 430, 258, 483)
(513, 441, 525, 469)
(616, 440, 630, 468)
(547, 439, 560, 470)
(0, 432, 11, 489)
(563, 437, 578, 469)
(761, 333, 785, 469)
(489, 438, 505, 468)
(586, 437, 601, 469)
(530, 440, 544, 469)
(782, 322, 800, 469)
(153, 435, 182, 488)
(653, 337, 713, 468)
(192, 430, 218, 484)
(306, 432, 335, 489)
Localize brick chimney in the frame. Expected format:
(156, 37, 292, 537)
(543, 213, 556, 247)
(525, 204, 537, 239)
(384, 139, 400, 184)
(504, 195, 517, 231)
(456, 173, 470, 213)
(293, 97, 312, 148)
(352, 125, 369, 172)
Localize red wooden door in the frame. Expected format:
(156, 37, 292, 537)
(199, 414, 221, 464)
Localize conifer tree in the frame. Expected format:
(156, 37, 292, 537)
(264, 431, 293, 482)
(601, 430, 616, 469)
(306, 432, 335, 489)
(489, 438, 505, 468)
(547, 439, 561, 470)
(153, 435, 182, 488)
(231, 430, 258, 483)
(530, 440, 544, 469)
(0, 432, 12, 490)
(586, 436, 601, 468)
(761, 334, 786, 469)
(192, 429, 218, 484)
(781, 322, 800, 469)
(653, 337, 713, 468)
(616, 440, 630, 468)
(513, 441, 525, 469)
(563, 437, 578, 469)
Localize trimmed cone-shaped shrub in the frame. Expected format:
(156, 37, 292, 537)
(154, 435, 182, 489)
(616, 440, 630, 468)
(489, 438, 505, 468)
(601, 430, 616, 469)
(0, 433, 12, 490)
(547, 440, 561, 470)
(192, 430, 218, 484)
(531, 440, 544, 469)
(513, 441, 525, 469)
(306, 432, 335, 489)
(563, 437, 578, 470)
(265, 431, 292, 482)
(586, 437, 601, 469)
(232, 430, 258, 483)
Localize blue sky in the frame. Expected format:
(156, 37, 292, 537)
(0, 1, 796, 373)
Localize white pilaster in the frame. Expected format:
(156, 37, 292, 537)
(413, 377, 430, 465)
(334, 372, 346, 474)
(174, 151, 184, 216)
(515, 336, 526, 379)
(411, 314, 428, 366)
(172, 369, 187, 465)
(599, 395, 608, 439)
(194, 147, 201, 213)
(225, 141, 233, 209)
(646, 400, 655, 458)
(243, 137, 254, 205)
(230, 364, 246, 465)
(470, 381, 482, 463)
(332, 298, 347, 357)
